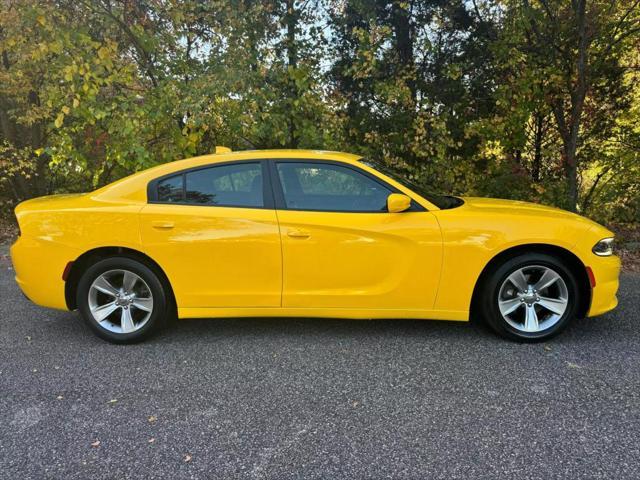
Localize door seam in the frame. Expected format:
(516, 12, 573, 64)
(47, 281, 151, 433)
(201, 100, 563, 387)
(274, 208, 285, 307)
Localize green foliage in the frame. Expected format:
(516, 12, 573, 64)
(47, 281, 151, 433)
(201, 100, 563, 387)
(0, 0, 638, 224)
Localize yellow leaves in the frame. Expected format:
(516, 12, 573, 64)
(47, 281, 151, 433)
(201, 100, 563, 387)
(54, 113, 64, 128)
(63, 64, 77, 82)
(36, 15, 46, 26)
(73, 98, 80, 108)
(97, 46, 110, 60)
(50, 41, 63, 55)
(447, 64, 462, 81)
(62, 106, 70, 115)
(533, 183, 546, 194)
(481, 140, 505, 158)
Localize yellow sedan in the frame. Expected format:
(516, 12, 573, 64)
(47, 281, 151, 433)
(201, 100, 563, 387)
(10, 149, 620, 343)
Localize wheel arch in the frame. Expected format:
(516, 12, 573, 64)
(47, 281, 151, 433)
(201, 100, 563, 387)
(470, 243, 591, 320)
(64, 246, 176, 312)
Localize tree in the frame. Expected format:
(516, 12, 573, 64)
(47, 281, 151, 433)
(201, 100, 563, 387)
(1, 0, 638, 225)
(329, 0, 488, 191)
(503, 0, 640, 211)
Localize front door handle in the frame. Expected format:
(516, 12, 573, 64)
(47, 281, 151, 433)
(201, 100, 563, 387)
(287, 228, 310, 239)
(151, 221, 175, 230)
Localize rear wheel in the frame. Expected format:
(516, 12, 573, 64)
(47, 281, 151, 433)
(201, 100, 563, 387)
(479, 253, 580, 342)
(76, 257, 169, 343)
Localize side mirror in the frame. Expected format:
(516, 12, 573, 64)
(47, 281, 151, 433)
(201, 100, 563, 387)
(387, 193, 412, 213)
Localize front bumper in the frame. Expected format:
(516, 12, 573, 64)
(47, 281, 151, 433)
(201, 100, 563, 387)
(587, 254, 621, 317)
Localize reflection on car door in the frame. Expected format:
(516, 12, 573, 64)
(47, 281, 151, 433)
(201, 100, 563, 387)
(271, 160, 442, 311)
(140, 161, 282, 309)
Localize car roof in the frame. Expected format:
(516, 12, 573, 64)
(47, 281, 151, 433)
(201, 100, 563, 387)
(180, 149, 362, 164)
(92, 149, 363, 203)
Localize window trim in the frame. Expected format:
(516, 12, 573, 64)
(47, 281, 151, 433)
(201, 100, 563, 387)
(147, 160, 274, 210)
(268, 159, 425, 213)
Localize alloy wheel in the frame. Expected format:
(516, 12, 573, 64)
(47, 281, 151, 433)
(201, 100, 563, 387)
(88, 269, 154, 334)
(497, 265, 569, 333)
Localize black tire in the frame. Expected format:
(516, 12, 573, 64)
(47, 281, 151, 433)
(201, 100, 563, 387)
(76, 256, 169, 344)
(478, 253, 580, 342)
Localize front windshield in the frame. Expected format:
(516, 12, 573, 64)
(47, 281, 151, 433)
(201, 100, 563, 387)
(361, 158, 463, 210)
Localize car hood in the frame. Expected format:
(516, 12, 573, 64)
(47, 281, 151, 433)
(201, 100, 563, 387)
(458, 196, 604, 229)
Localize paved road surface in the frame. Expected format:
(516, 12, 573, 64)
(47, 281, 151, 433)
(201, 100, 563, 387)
(1, 248, 639, 479)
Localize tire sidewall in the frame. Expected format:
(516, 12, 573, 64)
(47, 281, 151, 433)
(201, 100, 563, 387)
(481, 253, 580, 342)
(76, 257, 167, 343)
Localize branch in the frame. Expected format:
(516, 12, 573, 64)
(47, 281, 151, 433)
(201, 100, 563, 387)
(581, 166, 610, 212)
(600, 0, 640, 58)
(77, 0, 159, 88)
(471, 0, 485, 25)
(521, 0, 567, 59)
(608, 0, 640, 43)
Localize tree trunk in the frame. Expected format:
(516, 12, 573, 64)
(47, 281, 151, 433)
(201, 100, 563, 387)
(532, 112, 543, 182)
(566, 156, 578, 210)
(27, 90, 49, 196)
(285, 0, 298, 149)
(566, 0, 588, 212)
(553, 107, 580, 212)
(390, 1, 416, 102)
(550, 0, 589, 212)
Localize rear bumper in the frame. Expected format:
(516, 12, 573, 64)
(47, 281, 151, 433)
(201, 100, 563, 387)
(10, 235, 79, 310)
(587, 255, 621, 317)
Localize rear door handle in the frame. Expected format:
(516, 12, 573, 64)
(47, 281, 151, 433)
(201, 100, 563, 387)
(151, 221, 175, 230)
(287, 228, 310, 238)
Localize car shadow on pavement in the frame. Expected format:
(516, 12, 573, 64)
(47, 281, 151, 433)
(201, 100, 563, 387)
(158, 312, 622, 345)
(168, 315, 483, 340)
(13, 279, 631, 348)
(50, 307, 500, 346)
(37, 303, 622, 348)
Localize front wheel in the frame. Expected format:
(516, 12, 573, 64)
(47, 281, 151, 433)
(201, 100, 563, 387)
(479, 253, 580, 342)
(76, 257, 169, 343)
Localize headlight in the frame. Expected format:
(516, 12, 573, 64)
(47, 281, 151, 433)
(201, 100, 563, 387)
(592, 237, 614, 256)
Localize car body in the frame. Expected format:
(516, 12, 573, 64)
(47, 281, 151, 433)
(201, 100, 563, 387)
(10, 149, 620, 342)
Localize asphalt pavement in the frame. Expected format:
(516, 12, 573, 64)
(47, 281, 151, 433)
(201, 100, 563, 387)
(1, 246, 639, 479)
